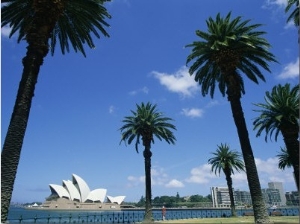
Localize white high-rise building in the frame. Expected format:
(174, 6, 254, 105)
(211, 187, 232, 208)
(268, 182, 286, 206)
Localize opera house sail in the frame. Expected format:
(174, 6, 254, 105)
(30, 174, 126, 210)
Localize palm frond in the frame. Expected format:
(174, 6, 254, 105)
(186, 12, 277, 98)
(1, 0, 111, 57)
(253, 83, 299, 142)
(119, 102, 176, 153)
(208, 143, 245, 176)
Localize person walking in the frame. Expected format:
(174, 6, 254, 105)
(162, 206, 166, 221)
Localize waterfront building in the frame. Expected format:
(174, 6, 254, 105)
(212, 181, 292, 208)
(211, 187, 232, 208)
(261, 188, 281, 206)
(234, 190, 252, 206)
(36, 174, 126, 210)
(268, 182, 286, 206)
(285, 191, 299, 206)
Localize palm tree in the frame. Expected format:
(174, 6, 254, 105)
(253, 83, 299, 190)
(208, 143, 245, 217)
(277, 147, 298, 191)
(285, 0, 299, 26)
(277, 147, 292, 170)
(119, 102, 176, 223)
(185, 12, 277, 223)
(1, 0, 111, 222)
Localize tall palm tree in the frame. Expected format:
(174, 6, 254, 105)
(208, 143, 245, 217)
(253, 83, 299, 190)
(185, 12, 277, 223)
(1, 0, 111, 222)
(285, 0, 299, 26)
(119, 102, 176, 223)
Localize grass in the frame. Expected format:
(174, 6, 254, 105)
(154, 216, 299, 223)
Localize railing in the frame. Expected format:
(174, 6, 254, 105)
(7, 207, 300, 223)
(10, 211, 143, 223)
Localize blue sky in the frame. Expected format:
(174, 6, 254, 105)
(1, 0, 299, 203)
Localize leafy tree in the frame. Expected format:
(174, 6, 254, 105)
(1, 0, 111, 222)
(119, 102, 176, 223)
(136, 196, 146, 207)
(176, 192, 180, 203)
(205, 194, 212, 202)
(285, 0, 299, 26)
(185, 12, 277, 223)
(253, 83, 299, 190)
(189, 195, 204, 202)
(208, 143, 245, 217)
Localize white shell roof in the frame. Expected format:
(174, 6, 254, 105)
(87, 189, 107, 203)
(107, 195, 126, 205)
(72, 174, 90, 202)
(49, 184, 70, 199)
(62, 180, 81, 201)
(48, 174, 125, 203)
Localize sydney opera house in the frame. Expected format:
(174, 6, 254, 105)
(36, 174, 126, 210)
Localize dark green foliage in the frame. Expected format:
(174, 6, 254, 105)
(285, 0, 299, 26)
(253, 83, 299, 190)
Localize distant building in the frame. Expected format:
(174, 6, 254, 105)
(234, 190, 252, 206)
(211, 187, 232, 208)
(285, 191, 299, 206)
(211, 182, 294, 208)
(261, 188, 281, 206)
(268, 182, 286, 206)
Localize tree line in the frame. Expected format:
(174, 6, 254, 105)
(134, 193, 212, 208)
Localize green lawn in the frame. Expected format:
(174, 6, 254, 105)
(156, 216, 299, 223)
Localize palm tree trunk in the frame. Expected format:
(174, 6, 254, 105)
(227, 94, 270, 223)
(281, 128, 299, 191)
(143, 146, 153, 223)
(225, 172, 236, 217)
(1, 46, 48, 223)
(1, 12, 52, 222)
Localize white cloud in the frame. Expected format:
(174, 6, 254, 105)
(255, 157, 295, 187)
(1, 26, 11, 38)
(181, 108, 204, 118)
(129, 86, 149, 95)
(185, 164, 216, 184)
(165, 179, 184, 188)
(277, 57, 299, 79)
(152, 66, 199, 97)
(127, 176, 137, 181)
(127, 157, 294, 192)
(205, 100, 220, 108)
(109, 105, 115, 114)
(184, 157, 294, 190)
(263, 0, 286, 8)
(284, 21, 296, 29)
(127, 167, 169, 187)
